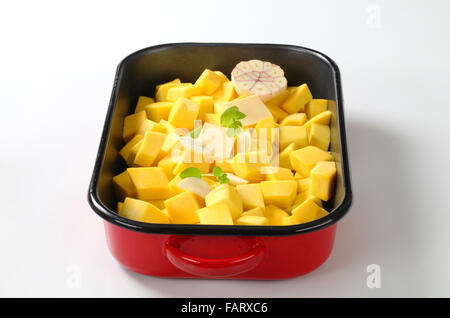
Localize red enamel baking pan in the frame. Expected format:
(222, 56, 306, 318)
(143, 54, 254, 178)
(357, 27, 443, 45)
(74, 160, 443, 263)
(88, 43, 352, 280)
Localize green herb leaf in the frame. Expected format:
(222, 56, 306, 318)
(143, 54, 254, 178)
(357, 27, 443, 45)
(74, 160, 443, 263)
(212, 166, 223, 178)
(220, 106, 246, 128)
(189, 126, 202, 139)
(218, 174, 230, 184)
(180, 167, 202, 179)
(226, 127, 241, 138)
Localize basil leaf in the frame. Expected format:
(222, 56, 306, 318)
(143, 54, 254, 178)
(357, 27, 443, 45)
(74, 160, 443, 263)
(180, 167, 202, 179)
(189, 126, 202, 139)
(226, 126, 241, 138)
(218, 174, 230, 184)
(212, 166, 223, 178)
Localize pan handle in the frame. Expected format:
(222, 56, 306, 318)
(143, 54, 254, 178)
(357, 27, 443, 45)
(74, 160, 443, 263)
(164, 237, 265, 278)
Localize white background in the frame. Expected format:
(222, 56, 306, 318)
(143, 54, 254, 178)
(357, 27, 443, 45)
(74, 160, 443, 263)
(1, 0, 449, 297)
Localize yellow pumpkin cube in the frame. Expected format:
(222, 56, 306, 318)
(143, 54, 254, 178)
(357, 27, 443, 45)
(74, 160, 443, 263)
(282, 215, 298, 225)
(204, 113, 221, 126)
(297, 178, 310, 193)
(242, 206, 265, 217)
(123, 110, 147, 142)
(157, 154, 178, 179)
(276, 142, 297, 170)
(280, 113, 308, 126)
(281, 84, 312, 114)
(214, 161, 234, 173)
(212, 81, 237, 102)
(191, 96, 214, 121)
(260, 180, 297, 209)
(164, 191, 200, 224)
(195, 69, 225, 95)
(137, 119, 166, 136)
(168, 175, 183, 195)
(236, 184, 265, 211)
(214, 71, 229, 82)
(112, 170, 137, 201)
(288, 191, 323, 213)
(117, 201, 123, 213)
(168, 97, 199, 131)
(310, 161, 337, 201)
(236, 215, 269, 226)
(134, 96, 154, 113)
(290, 145, 333, 177)
(279, 126, 308, 150)
(134, 131, 166, 167)
(119, 134, 143, 162)
(291, 199, 328, 224)
(155, 82, 191, 102)
(127, 167, 171, 201)
(120, 197, 169, 223)
(145, 102, 173, 122)
(159, 119, 177, 135)
(155, 78, 181, 91)
(265, 205, 290, 225)
(172, 149, 211, 176)
(146, 200, 165, 210)
(196, 204, 234, 225)
(266, 89, 291, 107)
(230, 151, 269, 182)
(306, 99, 328, 119)
(304, 110, 332, 134)
(126, 140, 143, 166)
(265, 103, 289, 122)
(205, 186, 243, 219)
(265, 167, 294, 181)
(166, 84, 204, 102)
(252, 117, 277, 143)
(308, 123, 331, 151)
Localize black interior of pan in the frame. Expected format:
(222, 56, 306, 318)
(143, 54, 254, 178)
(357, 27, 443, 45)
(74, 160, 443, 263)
(92, 43, 348, 235)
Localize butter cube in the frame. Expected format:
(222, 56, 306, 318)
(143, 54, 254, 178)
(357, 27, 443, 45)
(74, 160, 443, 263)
(260, 180, 297, 208)
(236, 215, 269, 226)
(242, 206, 265, 217)
(265, 167, 294, 181)
(168, 97, 199, 130)
(112, 170, 137, 201)
(281, 84, 312, 114)
(265, 205, 290, 225)
(212, 81, 237, 102)
(135, 96, 154, 113)
(279, 126, 308, 150)
(290, 145, 333, 177)
(195, 69, 225, 95)
(310, 161, 337, 201)
(127, 167, 171, 201)
(145, 102, 173, 122)
(166, 84, 204, 102)
(205, 186, 243, 219)
(119, 134, 143, 162)
(291, 199, 328, 224)
(123, 110, 147, 142)
(308, 123, 330, 151)
(120, 197, 169, 223)
(236, 184, 265, 210)
(280, 113, 308, 126)
(191, 96, 214, 121)
(134, 131, 166, 166)
(196, 204, 234, 225)
(164, 191, 200, 224)
(223, 95, 273, 127)
(306, 99, 328, 119)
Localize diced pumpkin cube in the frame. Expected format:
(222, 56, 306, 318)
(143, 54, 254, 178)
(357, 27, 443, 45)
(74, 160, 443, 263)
(195, 69, 225, 95)
(297, 178, 310, 193)
(212, 81, 237, 102)
(172, 149, 211, 176)
(265, 167, 294, 181)
(147, 200, 165, 210)
(306, 99, 328, 119)
(164, 191, 200, 224)
(279, 126, 308, 150)
(119, 134, 143, 162)
(196, 204, 234, 225)
(288, 191, 323, 212)
(168, 175, 183, 195)
(290, 145, 333, 177)
(159, 119, 177, 135)
(204, 113, 220, 125)
(294, 171, 304, 179)
(230, 151, 270, 182)
(266, 103, 289, 122)
(157, 154, 178, 179)
(191, 96, 214, 121)
(127, 167, 171, 201)
(137, 119, 166, 136)
(135, 96, 154, 113)
(276, 142, 297, 170)
(265, 205, 290, 225)
(168, 97, 199, 130)
(156, 78, 181, 91)
(123, 110, 147, 142)
(205, 186, 243, 219)
(213, 101, 228, 115)
(112, 170, 136, 201)
(145, 102, 173, 122)
(282, 215, 298, 225)
(213, 71, 229, 82)
(280, 113, 308, 126)
(260, 180, 297, 209)
(242, 206, 265, 217)
(310, 161, 337, 201)
(304, 110, 332, 134)
(266, 89, 291, 107)
(308, 123, 330, 151)
(134, 131, 166, 167)
(166, 84, 204, 102)
(291, 199, 328, 224)
(252, 117, 277, 143)
(281, 84, 312, 114)
(126, 140, 143, 166)
(214, 161, 234, 173)
(156, 133, 180, 162)
(120, 197, 169, 223)
(117, 201, 123, 213)
(236, 184, 265, 211)
(236, 215, 269, 226)
(155, 82, 191, 102)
